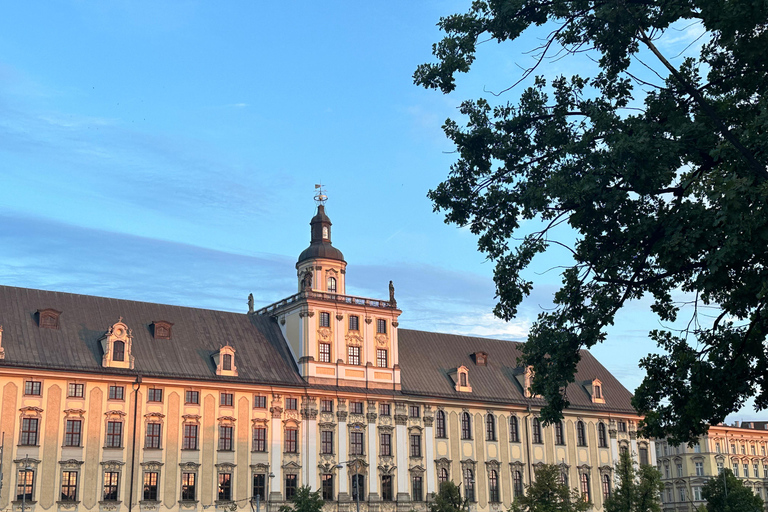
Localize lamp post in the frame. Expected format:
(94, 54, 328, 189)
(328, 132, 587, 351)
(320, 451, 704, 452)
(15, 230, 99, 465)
(21, 456, 32, 512)
(337, 460, 362, 512)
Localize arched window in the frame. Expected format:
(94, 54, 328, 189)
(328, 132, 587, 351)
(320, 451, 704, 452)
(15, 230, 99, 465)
(510, 416, 519, 442)
(460, 372, 467, 387)
(577, 421, 587, 446)
(602, 474, 611, 500)
(580, 473, 590, 502)
(513, 471, 523, 498)
(463, 469, 474, 502)
(436, 411, 446, 438)
(489, 470, 499, 502)
(113, 340, 125, 362)
(555, 421, 565, 445)
(327, 276, 337, 292)
(438, 468, 448, 484)
(222, 354, 232, 371)
(486, 414, 496, 441)
(532, 418, 542, 444)
(461, 413, 472, 440)
(598, 423, 607, 448)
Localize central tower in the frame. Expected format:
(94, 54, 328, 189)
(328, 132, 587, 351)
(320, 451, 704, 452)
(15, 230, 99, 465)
(257, 193, 402, 390)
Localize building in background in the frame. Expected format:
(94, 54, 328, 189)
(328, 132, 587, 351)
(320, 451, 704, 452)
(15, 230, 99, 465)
(0, 200, 648, 512)
(657, 421, 768, 511)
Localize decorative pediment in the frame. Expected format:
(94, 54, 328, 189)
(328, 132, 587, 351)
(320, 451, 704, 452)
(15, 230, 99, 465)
(282, 461, 302, 471)
(19, 406, 44, 417)
(319, 422, 337, 430)
(104, 410, 126, 420)
(63, 409, 86, 418)
(409, 464, 426, 473)
(250, 463, 270, 472)
(378, 462, 397, 475)
(179, 462, 201, 470)
(59, 459, 85, 470)
(318, 462, 339, 474)
(215, 462, 236, 471)
(144, 412, 165, 420)
(141, 461, 164, 471)
(101, 460, 125, 471)
(485, 460, 501, 470)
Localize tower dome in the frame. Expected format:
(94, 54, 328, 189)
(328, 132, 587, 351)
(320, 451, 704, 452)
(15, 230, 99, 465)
(297, 204, 345, 264)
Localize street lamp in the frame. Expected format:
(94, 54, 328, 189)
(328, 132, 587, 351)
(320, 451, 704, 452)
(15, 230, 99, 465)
(337, 460, 363, 512)
(20, 456, 32, 512)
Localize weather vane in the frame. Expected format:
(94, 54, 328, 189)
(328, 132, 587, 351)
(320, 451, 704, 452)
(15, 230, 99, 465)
(314, 183, 327, 205)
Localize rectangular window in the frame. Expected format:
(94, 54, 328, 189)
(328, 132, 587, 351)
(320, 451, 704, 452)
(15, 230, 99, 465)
(677, 464, 683, 477)
(103, 472, 119, 501)
(376, 319, 387, 334)
(253, 427, 267, 452)
(319, 343, 331, 363)
(183, 424, 198, 450)
(219, 426, 233, 451)
(381, 475, 393, 501)
(717, 462, 724, 473)
(320, 312, 331, 328)
(733, 464, 739, 476)
(65, 419, 82, 447)
(61, 470, 78, 501)
(24, 381, 41, 396)
(639, 447, 649, 466)
(20, 418, 39, 446)
(285, 428, 298, 453)
(618, 421, 627, 432)
(16, 469, 34, 501)
(679, 488, 686, 503)
(106, 421, 122, 448)
(693, 486, 702, 502)
(143, 472, 159, 501)
(285, 474, 297, 501)
(181, 473, 196, 501)
(744, 464, 749, 477)
(351, 401, 364, 414)
(410, 434, 421, 457)
(555, 422, 565, 445)
(349, 315, 359, 331)
(380, 433, 392, 456)
(145, 423, 161, 449)
(147, 388, 163, 402)
(321, 399, 333, 412)
(409, 405, 420, 418)
(348, 346, 360, 365)
(253, 474, 266, 501)
(754, 464, 759, 477)
(695, 462, 704, 476)
(379, 403, 390, 416)
(254, 395, 267, 409)
(764, 465, 768, 478)
(321, 431, 334, 454)
(412, 475, 423, 502)
(322, 474, 334, 501)
(377, 349, 388, 368)
(218, 473, 232, 501)
(350, 431, 364, 455)
(285, 398, 298, 410)
(109, 386, 124, 400)
(68, 383, 84, 398)
(220, 393, 233, 407)
(185, 390, 199, 404)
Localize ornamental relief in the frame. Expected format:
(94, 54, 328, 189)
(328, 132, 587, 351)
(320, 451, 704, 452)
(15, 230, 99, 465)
(375, 334, 388, 347)
(345, 332, 363, 346)
(317, 327, 332, 342)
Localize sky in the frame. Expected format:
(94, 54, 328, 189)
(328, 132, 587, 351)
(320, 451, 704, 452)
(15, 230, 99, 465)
(0, 2, 758, 422)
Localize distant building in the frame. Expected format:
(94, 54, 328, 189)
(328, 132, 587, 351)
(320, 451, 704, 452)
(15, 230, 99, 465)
(0, 201, 647, 512)
(657, 421, 768, 510)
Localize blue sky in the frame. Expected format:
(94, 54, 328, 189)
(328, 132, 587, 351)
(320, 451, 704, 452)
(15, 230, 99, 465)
(0, 2, 757, 421)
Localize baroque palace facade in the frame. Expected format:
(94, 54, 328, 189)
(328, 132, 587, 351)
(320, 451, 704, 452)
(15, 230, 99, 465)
(657, 421, 768, 511)
(0, 203, 649, 512)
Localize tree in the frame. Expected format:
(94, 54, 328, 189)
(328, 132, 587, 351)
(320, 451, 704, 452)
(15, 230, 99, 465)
(278, 486, 324, 512)
(510, 464, 590, 512)
(604, 451, 663, 512)
(430, 481, 470, 512)
(701, 469, 764, 512)
(414, 0, 768, 444)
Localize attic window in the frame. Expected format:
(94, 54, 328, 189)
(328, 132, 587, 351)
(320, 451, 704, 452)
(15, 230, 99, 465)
(152, 321, 173, 340)
(37, 309, 61, 329)
(214, 345, 238, 377)
(590, 378, 605, 404)
(473, 351, 488, 366)
(451, 366, 472, 392)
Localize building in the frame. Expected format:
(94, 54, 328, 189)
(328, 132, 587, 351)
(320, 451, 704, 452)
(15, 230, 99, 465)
(657, 421, 768, 511)
(0, 201, 649, 512)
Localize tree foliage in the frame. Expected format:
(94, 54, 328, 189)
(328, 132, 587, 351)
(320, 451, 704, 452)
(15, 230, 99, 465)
(415, 0, 768, 444)
(510, 464, 590, 512)
(430, 481, 470, 512)
(278, 486, 324, 512)
(604, 451, 663, 512)
(701, 468, 764, 512)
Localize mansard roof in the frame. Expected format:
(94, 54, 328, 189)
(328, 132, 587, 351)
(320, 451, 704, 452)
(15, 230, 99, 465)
(398, 329, 636, 414)
(0, 285, 303, 386)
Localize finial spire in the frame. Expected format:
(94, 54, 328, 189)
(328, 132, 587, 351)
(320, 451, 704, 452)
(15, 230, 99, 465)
(314, 183, 327, 205)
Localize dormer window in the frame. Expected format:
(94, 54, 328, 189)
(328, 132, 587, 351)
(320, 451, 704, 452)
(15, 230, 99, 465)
(101, 318, 134, 369)
(37, 309, 61, 329)
(588, 378, 605, 403)
(214, 346, 238, 377)
(450, 366, 472, 392)
(473, 351, 488, 366)
(152, 321, 173, 340)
